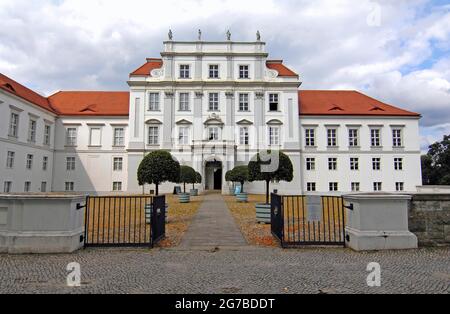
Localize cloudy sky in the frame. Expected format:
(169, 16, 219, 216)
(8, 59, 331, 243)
(0, 0, 449, 152)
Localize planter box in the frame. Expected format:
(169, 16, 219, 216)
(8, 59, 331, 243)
(256, 203, 271, 224)
(236, 193, 248, 203)
(145, 204, 169, 224)
(179, 193, 190, 203)
(190, 189, 198, 196)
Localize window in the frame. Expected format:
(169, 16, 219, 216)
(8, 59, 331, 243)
(113, 128, 125, 146)
(113, 157, 123, 171)
(373, 182, 382, 192)
(26, 154, 33, 170)
(89, 127, 102, 146)
(24, 182, 31, 192)
(351, 182, 360, 192)
(307, 182, 316, 192)
(392, 129, 403, 147)
(239, 93, 249, 111)
(44, 125, 51, 146)
(396, 182, 404, 192)
(6, 151, 15, 169)
(349, 129, 359, 147)
(306, 158, 315, 171)
(4, 181, 12, 193)
(269, 94, 279, 112)
(180, 65, 190, 79)
(371, 129, 381, 147)
(66, 128, 77, 146)
(209, 93, 219, 111)
(327, 128, 337, 147)
(394, 158, 403, 171)
(65, 182, 74, 192)
(178, 127, 190, 145)
(329, 182, 338, 192)
(328, 158, 337, 170)
(9, 112, 19, 137)
(28, 119, 37, 143)
(269, 127, 280, 146)
(113, 182, 122, 192)
(239, 65, 249, 79)
(372, 158, 381, 170)
(209, 65, 219, 78)
(41, 182, 47, 193)
(350, 158, 359, 171)
(208, 127, 219, 141)
(66, 157, 76, 171)
(43, 156, 48, 171)
(179, 93, 190, 111)
(149, 93, 160, 111)
(305, 128, 316, 147)
(148, 126, 159, 145)
(240, 127, 249, 145)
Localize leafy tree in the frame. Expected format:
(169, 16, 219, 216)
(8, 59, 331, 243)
(179, 166, 196, 193)
(137, 150, 180, 195)
(193, 172, 202, 189)
(248, 151, 294, 204)
(225, 165, 249, 193)
(422, 135, 450, 185)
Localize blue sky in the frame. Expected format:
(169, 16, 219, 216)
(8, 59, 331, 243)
(0, 0, 449, 152)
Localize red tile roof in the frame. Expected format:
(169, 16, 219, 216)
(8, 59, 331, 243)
(130, 58, 163, 76)
(266, 60, 298, 77)
(48, 91, 130, 116)
(298, 90, 420, 117)
(0, 73, 56, 114)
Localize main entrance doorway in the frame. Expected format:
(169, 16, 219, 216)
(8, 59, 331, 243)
(205, 160, 223, 191)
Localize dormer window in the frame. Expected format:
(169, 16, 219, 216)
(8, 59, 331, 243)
(180, 65, 190, 79)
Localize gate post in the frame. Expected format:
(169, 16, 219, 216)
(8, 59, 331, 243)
(343, 194, 418, 251)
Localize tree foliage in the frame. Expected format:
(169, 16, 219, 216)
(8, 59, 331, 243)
(225, 165, 249, 193)
(179, 165, 197, 193)
(137, 150, 180, 195)
(422, 135, 450, 185)
(248, 151, 294, 204)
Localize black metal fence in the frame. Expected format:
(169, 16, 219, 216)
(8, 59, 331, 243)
(271, 194, 346, 247)
(84, 195, 166, 248)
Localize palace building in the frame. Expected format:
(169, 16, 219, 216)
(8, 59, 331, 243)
(0, 36, 422, 195)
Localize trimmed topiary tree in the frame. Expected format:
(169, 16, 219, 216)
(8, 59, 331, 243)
(137, 150, 180, 195)
(225, 165, 249, 193)
(194, 172, 202, 189)
(179, 166, 197, 194)
(248, 151, 294, 204)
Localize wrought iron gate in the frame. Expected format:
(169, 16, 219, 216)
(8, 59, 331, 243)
(84, 195, 166, 248)
(271, 194, 346, 247)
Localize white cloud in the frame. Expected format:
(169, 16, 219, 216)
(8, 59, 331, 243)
(0, 0, 449, 137)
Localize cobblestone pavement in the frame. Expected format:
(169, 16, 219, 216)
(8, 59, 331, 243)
(1, 246, 449, 294)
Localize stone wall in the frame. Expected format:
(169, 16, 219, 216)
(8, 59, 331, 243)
(409, 194, 450, 246)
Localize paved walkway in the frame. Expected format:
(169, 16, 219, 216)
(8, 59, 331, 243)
(179, 193, 248, 248)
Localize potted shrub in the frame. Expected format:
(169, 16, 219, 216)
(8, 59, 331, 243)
(190, 172, 202, 196)
(138, 150, 180, 223)
(248, 151, 294, 223)
(226, 165, 249, 202)
(179, 166, 196, 203)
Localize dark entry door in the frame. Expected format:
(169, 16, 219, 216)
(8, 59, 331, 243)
(214, 169, 222, 190)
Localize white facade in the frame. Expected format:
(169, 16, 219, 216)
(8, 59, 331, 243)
(0, 38, 422, 195)
(0, 90, 56, 193)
